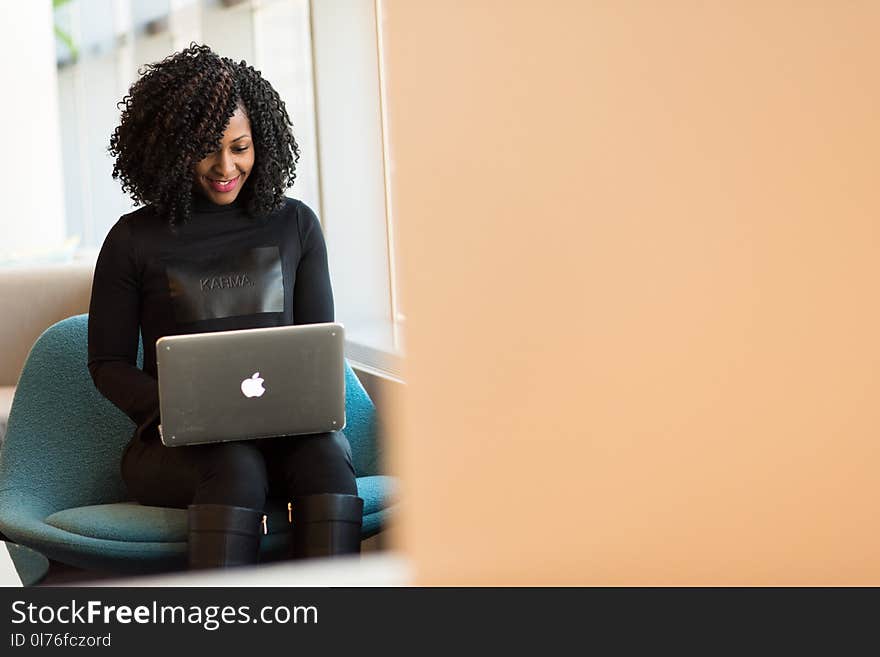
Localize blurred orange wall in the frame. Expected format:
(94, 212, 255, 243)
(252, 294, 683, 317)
(380, 1, 880, 584)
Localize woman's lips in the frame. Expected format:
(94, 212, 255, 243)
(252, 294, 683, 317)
(207, 175, 241, 193)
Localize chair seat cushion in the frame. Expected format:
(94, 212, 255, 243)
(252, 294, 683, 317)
(46, 503, 190, 542)
(44, 475, 396, 543)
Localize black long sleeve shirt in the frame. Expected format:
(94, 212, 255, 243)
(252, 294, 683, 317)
(87, 193, 334, 439)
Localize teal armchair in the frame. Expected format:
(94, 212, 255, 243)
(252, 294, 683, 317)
(0, 314, 395, 574)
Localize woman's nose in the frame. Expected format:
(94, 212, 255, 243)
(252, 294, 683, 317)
(214, 151, 236, 177)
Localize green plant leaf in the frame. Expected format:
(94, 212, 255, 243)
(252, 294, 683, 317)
(54, 24, 78, 60)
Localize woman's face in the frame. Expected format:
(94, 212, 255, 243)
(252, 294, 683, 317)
(192, 106, 255, 205)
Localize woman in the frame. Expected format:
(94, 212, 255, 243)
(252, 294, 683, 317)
(88, 44, 363, 570)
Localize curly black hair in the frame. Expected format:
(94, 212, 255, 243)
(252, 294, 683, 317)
(109, 43, 300, 225)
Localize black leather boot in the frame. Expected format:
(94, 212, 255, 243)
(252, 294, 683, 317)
(288, 494, 364, 559)
(187, 504, 265, 569)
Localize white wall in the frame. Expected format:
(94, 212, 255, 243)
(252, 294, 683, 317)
(0, 1, 66, 257)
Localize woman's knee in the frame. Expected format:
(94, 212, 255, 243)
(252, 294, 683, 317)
(282, 432, 357, 496)
(191, 441, 269, 507)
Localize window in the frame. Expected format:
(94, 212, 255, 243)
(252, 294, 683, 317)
(310, 0, 403, 375)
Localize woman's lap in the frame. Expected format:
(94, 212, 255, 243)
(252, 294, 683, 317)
(121, 428, 357, 509)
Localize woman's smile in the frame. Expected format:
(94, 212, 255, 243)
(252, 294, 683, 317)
(205, 174, 242, 194)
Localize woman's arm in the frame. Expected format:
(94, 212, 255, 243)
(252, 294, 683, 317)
(87, 217, 160, 429)
(292, 202, 334, 325)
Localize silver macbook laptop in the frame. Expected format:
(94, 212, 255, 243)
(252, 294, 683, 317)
(156, 323, 346, 446)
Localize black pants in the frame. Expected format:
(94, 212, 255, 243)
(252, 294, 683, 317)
(121, 424, 358, 510)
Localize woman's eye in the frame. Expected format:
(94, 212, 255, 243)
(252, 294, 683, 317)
(233, 147, 249, 153)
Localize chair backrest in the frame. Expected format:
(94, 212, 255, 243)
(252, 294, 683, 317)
(0, 315, 135, 512)
(0, 315, 382, 514)
(343, 359, 381, 477)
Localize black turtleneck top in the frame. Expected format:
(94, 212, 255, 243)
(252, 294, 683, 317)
(87, 194, 333, 440)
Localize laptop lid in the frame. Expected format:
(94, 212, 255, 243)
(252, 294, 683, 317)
(156, 322, 345, 446)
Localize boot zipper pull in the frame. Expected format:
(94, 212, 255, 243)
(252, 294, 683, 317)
(287, 502, 293, 524)
(261, 514, 268, 535)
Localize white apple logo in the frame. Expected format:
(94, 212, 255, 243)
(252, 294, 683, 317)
(241, 372, 266, 398)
